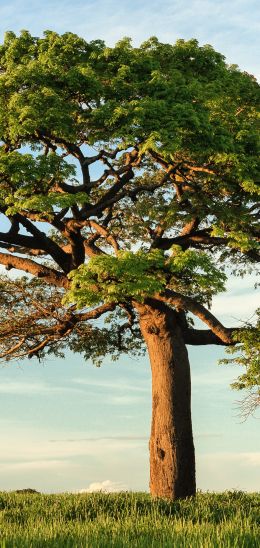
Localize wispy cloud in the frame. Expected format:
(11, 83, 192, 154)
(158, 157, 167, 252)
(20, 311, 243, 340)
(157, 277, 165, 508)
(0, 459, 70, 472)
(0, 379, 82, 395)
(109, 394, 145, 405)
(0, 376, 149, 409)
(50, 433, 221, 442)
(50, 435, 148, 442)
(0, 432, 147, 463)
(72, 377, 149, 393)
(191, 369, 238, 389)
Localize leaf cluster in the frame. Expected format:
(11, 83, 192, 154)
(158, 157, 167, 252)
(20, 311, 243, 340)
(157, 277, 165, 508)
(220, 309, 260, 391)
(64, 246, 226, 308)
(220, 309, 260, 416)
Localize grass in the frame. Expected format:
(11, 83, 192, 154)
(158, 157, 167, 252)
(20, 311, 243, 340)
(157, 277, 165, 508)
(0, 490, 259, 547)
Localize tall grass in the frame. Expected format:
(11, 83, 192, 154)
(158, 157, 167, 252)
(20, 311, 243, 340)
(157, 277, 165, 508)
(0, 490, 259, 547)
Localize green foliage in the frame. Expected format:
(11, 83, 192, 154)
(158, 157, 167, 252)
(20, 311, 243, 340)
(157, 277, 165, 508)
(167, 246, 226, 303)
(0, 491, 259, 547)
(6, 190, 89, 216)
(64, 249, 167, 307)
(220, 309, 260, 396)
(0, 31, 259, 161)
(0, 148, 83, 216)
(0, 30, 259, 404)
(0, 31, 101, 143)
(64, 247, 226, 308)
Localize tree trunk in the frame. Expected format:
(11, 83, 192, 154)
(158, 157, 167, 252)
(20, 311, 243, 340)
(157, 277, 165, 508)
(137, 300, 196, 500)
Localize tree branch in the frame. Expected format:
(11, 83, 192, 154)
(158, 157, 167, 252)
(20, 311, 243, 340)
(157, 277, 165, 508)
(79, 167, 135, 219)
(88, 220, 120, 254)
(183, 327, 238, 346)
(75, 302, 116, 321)
(14, 214, 71, 272)
(155, 289, 233, 343)
(0, 252, 69, 288)
(154, 232, 227, 250)
(0, 231, 43, 251)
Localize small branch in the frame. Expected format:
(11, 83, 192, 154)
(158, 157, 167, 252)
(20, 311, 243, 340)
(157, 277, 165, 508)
(35, 131, 85, 162)
(0, 337, 26, 358)
(180, 217, 200, 236)
(88, 220, 120, 254)
(75, 302, 116, 322)
(234, 391, 260, 421)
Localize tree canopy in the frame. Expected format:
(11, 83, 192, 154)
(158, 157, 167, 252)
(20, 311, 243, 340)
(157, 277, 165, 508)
(0, 30, 259, 403)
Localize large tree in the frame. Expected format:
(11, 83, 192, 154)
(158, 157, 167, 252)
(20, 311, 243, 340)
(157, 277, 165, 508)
(0, 31, 259, 500)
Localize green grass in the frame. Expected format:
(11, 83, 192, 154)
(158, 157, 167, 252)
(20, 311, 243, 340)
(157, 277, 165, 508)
(0, 490, 259, 547)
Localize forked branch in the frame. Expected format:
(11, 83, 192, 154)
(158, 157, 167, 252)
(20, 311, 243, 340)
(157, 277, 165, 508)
(155, 289, 234, 344)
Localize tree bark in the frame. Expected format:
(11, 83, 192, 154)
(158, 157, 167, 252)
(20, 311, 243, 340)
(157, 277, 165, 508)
(137, 300, 196, 500)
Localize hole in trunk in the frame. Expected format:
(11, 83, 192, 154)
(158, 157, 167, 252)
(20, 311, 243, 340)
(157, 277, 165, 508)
(157, 447, 165, 460)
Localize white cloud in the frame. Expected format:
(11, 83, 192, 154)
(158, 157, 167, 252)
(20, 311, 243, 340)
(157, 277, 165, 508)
(79, 479, 128, 493)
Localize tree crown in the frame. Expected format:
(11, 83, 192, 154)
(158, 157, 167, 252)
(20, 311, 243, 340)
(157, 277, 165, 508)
(0, 31, 259, 402)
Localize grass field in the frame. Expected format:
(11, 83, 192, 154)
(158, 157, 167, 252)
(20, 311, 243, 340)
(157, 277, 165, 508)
(0, 490, 259, 547)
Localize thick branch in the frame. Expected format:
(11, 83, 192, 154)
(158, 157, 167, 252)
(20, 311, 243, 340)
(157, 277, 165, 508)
(180, 217, 200, 236)
(84, 236, 104, 257)
(154, 233, 227, 250)
(79, 168, 135, 219)
(154, 289, 233, 343)
(0, 252, 69, 288)
(15, 214, 71, 272)
(0, 231, 43, 251)
(183, 327, 238, 346)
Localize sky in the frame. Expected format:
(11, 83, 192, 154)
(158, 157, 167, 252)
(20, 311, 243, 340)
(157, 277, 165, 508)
(0, 0, 259, 494)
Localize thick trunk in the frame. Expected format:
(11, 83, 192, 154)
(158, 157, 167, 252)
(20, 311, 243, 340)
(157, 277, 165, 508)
(137, 301, 196, 500)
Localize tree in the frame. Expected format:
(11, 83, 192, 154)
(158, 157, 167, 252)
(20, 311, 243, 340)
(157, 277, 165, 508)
(0, 31, 259, 500)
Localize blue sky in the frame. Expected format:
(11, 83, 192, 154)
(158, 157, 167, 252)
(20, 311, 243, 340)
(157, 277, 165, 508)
(0, 0, 259, 493)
